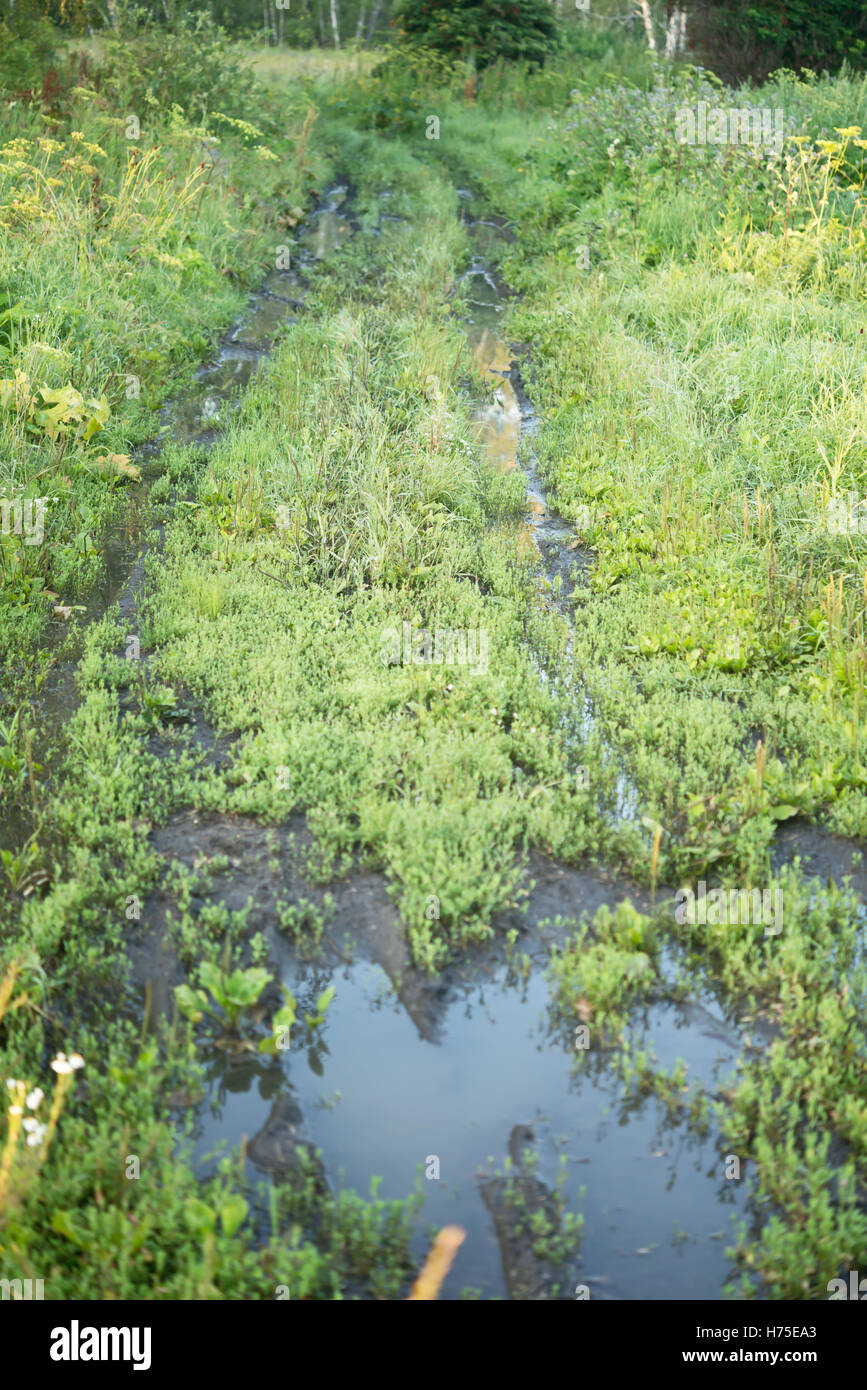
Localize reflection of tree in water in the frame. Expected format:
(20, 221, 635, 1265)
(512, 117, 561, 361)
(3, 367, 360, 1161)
(292, 964, 335, 1076)
(203, 1051, 284, 1115)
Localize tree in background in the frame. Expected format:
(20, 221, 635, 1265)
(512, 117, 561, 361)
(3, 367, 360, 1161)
(3, 0, 864, 73)
(633, 0, 687, 57)
(672, 0, 866, 81)
(165, 0, 394, 47)
(159, 0, 394, 47)
(391, 0, 560, 68)
(713, 0, 865, 79)
(0, 0, 59, 91)
(0, 0, 398, 48)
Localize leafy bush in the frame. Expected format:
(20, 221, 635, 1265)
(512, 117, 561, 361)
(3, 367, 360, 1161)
(363, 43, 466, 131)
(391, 0, 559, 69)
(90, 6, 260, 124)
(0, 8, 58, 98)
(690, 0, 867, 82)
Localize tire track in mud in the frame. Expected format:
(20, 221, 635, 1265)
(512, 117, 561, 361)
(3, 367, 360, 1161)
(456, 191, 867, 892)
(456, 193, 641, 826)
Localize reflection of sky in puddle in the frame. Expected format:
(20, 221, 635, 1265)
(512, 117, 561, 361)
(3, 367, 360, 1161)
(191, 947, 748, 1300)
(171, 353, 261, 439)
(461, 265, 527, 493)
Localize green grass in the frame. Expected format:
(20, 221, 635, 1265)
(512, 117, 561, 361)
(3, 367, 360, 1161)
(0, 29, 326, 677)
(4, 20, 867, 1299)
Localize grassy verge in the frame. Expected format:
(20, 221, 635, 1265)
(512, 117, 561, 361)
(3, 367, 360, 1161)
(0, 19, 327, 685)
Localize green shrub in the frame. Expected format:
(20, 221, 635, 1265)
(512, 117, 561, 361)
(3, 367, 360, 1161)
(0, 9, 58, 98)
(391, 0, 559, 70)
(363, 43, 465, 131)
(690, 0, 867, 82)
(91, 6, 260, 124)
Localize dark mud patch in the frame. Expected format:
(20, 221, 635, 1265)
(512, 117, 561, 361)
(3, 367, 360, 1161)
(773, 818, 867, 899)
(142, 698, 240, 773)
(478, 1123, 573, 1299)
(131, 810, 656, 1036)
(131, 810, 448, 1039)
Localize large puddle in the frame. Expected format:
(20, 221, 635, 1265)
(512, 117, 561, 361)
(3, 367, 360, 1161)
(196, 949, 749, 1299)
(136, 810, 752, 1301)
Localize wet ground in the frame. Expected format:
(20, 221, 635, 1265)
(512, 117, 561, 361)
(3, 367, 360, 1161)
(35, 186, 353, 728)
(130, 807, 752, 1299)
(28, 180, 864, 1298)
(459, 221, 593, 606)
(125, 194, 762, 1299)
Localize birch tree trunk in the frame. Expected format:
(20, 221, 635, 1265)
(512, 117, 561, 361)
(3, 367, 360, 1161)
(330, 0, 341, 49)
(665, 5, 687, 58)
(637, 0, 656, 52)
(356, 0, 368, 42)
(366, 0, 383, 45)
